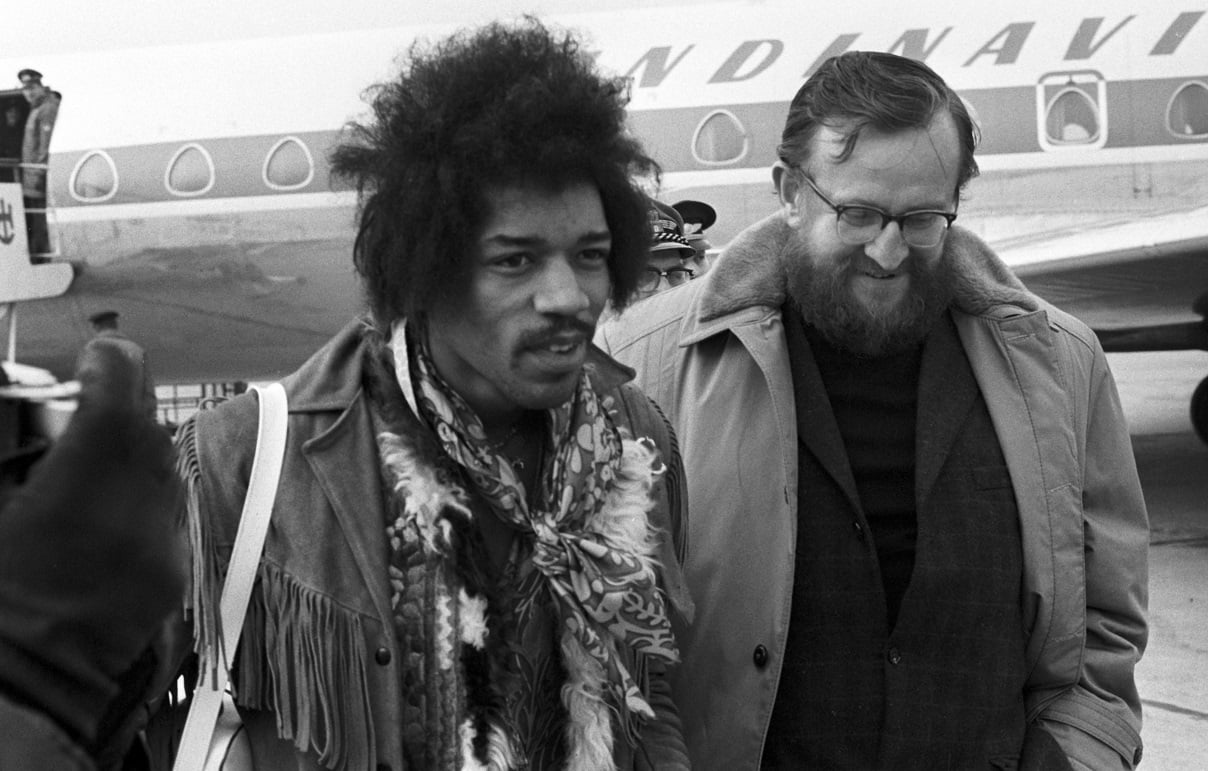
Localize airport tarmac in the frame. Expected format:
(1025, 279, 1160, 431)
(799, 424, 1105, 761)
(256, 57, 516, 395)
(1108, 350, 1208, 770)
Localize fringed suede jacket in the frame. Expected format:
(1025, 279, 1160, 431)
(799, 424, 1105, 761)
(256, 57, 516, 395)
(167, 320, 693, 771)
(597, 214, 1149, 771)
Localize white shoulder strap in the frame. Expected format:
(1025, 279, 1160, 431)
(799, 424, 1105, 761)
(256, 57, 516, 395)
(174, 382, 288, 771)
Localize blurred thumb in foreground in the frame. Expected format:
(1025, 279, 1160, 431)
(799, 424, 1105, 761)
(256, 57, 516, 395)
(0, 336, 185, 769)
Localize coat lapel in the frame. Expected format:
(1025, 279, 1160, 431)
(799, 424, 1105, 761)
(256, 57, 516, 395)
(782, 303, 863, 512)
(915, 313, 980, 511)
(301, 390, 395, 631)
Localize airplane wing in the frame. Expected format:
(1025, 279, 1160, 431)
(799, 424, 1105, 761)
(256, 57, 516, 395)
(8, 237, 360, 385)
(995, 205, 1208, 353)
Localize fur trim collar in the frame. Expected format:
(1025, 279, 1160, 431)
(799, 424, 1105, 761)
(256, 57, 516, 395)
(697, 213, 1040, 323)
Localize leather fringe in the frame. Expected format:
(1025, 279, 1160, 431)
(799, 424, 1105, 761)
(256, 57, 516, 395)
(173, 417, 225, 689)
(176, 420, 374, 771)
(238, 562, 374, 771)
(172, 383, 668, 771)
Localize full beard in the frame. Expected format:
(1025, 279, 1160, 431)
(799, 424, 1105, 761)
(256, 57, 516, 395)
(785, 241, 955, 357)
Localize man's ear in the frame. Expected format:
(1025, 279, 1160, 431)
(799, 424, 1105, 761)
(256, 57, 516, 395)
(772, 161, 803, 225)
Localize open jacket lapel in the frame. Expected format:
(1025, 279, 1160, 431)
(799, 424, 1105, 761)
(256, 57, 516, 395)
(782, 302, 863, 511)
(299, 391, 394, 629)
(915, 313, 981, 510)
(280, 320, 395, 629)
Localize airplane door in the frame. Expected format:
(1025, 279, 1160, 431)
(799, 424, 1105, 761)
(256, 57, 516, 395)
(0, 183, 72, 305)
(1036, 70, 1108, 150)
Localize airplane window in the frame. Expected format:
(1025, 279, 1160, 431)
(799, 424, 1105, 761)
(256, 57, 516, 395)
(692, 110, 749, 165)
(263, 136, 314, 190)
(165, 143, 215, 196)
(1167, 81, 1208, 138)
(69, 150, 118, 202)
(1045, 87, 1100, 145)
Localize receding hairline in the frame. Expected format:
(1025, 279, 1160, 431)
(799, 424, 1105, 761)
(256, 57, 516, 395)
(808, 110, 960, 161)
(794, 110, 966, 207)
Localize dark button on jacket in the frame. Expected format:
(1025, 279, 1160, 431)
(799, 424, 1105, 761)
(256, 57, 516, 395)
(753, 644, 769, 668)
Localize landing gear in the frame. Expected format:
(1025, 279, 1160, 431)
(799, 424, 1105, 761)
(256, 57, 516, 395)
(1192, 377, 1208, 446)
(1094, 301, 1208, 445)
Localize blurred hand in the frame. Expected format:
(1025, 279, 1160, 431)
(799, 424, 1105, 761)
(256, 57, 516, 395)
(0, 336, 185, 755)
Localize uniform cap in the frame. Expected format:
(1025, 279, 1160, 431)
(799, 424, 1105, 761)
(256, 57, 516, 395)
(648, 198, 694, 255)
(671, 199, 717, 234)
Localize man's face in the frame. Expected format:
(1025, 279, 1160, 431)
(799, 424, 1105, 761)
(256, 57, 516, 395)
(638, 249, 694, 298)
(20, 80, 44, 104)
(775, 114, 962, 356)
(687, 236, 711, 274)
(425, 180, 612, 428)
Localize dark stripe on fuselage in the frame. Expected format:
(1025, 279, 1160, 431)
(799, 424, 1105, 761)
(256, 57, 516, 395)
(49, 76, 1208, 209)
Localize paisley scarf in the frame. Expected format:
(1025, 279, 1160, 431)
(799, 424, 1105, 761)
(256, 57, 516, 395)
(389, 321, 678, 737)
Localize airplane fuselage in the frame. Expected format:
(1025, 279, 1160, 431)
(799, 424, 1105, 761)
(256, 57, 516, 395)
(3, 0, 1206, 382)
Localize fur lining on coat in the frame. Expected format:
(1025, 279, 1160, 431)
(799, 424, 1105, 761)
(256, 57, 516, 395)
(696, 213, 1040, 323)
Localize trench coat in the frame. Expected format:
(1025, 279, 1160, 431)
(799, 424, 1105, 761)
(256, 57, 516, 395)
(597, 215, 1148, 771)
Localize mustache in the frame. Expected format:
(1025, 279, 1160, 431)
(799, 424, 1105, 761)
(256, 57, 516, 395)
(517, 317, 596, 349)
(849, 252, 928, 277)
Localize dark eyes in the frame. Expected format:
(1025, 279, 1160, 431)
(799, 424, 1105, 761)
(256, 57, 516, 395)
(492, 253, 531, 269)
(488, 248, 608, 273)
(837, 207, 882, 228)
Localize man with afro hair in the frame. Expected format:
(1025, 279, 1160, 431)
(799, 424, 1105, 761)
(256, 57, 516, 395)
(166, 18, 691, 771)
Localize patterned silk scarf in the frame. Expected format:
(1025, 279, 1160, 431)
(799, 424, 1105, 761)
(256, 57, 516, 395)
(390, 321, 678, 732)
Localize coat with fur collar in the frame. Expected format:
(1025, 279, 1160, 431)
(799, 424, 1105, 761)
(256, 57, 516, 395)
(597, 214, 1148, 771)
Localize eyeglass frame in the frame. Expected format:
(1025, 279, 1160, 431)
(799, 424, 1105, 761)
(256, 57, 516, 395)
(638, 265, 695, 291)
(794, 168, 958, 248)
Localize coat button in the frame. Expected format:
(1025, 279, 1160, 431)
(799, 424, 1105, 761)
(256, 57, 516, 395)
(887, 646, 902, 665)
(753, 644, 769, 668)
(853, 521, 866, 540)
(375, 646, 392, 665)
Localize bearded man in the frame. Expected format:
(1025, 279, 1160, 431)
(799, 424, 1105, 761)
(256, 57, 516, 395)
(597, 51, 1147, 771)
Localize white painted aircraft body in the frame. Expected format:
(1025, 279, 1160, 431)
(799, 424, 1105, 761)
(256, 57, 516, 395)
(2, 0, 1206, 426)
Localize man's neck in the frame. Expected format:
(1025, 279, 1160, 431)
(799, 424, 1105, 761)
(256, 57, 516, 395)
(486, 410, 545, 491)
(483, 408, 536, 442)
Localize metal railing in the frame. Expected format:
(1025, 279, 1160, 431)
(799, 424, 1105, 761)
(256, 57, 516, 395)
(0, 158, 58, 258)
(155, 381, 249, 428)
